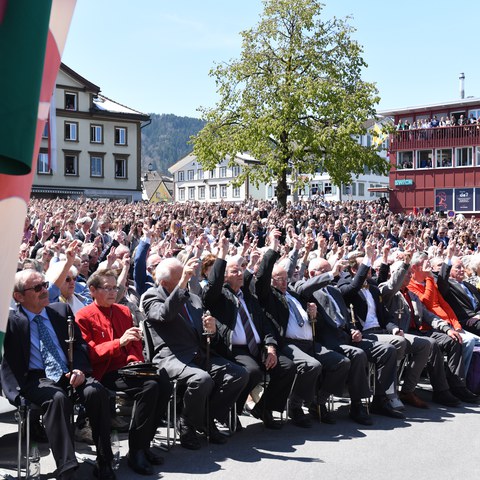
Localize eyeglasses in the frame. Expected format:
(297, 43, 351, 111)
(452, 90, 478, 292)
(65, 276, 77, 283)
(96, 286, 120, 292)
(22, 281, 49, 293)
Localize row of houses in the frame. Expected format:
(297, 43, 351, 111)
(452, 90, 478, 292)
(36, 65, 480, 213)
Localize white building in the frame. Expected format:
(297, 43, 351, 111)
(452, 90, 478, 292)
(32, 64, 149, 201)
(168, 153, 266, 202)
(169, 122, 389, 203)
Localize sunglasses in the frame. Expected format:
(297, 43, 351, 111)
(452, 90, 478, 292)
(65, 276, 77, 283)
(22, 281, 49, 293)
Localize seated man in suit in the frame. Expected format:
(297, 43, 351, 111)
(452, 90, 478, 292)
(203, 234, 296, 430)
(435, 243, 480, 338)
(306, 257, 401, 424)
(1, 269, 114, 480)
(336, 240, 407, 417)
(141, 257, 248, 449)
(76, 269, 172, 476)
(408, 251, 480, 377)
(386, 259, 472, 406)
(255, 229, 344, 427)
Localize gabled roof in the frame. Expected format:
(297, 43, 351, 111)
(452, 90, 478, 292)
(93, 94, 149, 118)
(60, 63, 100, 93)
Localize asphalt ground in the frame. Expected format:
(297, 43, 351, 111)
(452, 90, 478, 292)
(1, 385, 479, 480)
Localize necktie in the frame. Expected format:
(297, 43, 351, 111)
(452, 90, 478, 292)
(33, 315, 68, 382)
(401, 289, 416, 330)
(326, 290, 345, 328)
(180, 303, 194, 327)
(461, 283, 478, 310)
(286, 295, 305, 327)
(237, 291, 259, 357)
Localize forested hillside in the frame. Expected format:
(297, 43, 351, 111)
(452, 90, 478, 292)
(141, 113, 205, 174)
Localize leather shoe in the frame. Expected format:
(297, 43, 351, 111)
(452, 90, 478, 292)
(127, 450, 153, 476)
(432, 389, 461, 407)
(144, 448, 164, 465)
(202, 419, 228, 444)
(451, 386, 479, 404)
(177, 416, 201, 450)
(250, 405, 282, 430)
(399, 391, 429, 409)
(93, 460, 116, 480)
(309, 403, 335, 424)
(349, 403, 373, 426)
(288, 407, 312, 428)
(370, 396, 405, 419)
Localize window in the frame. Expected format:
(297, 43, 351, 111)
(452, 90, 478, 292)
(436, 149, 453, 168)
(178, 171, 184, 182)
(232, 165, 241, 177)
(233, 186, 241, 198)
(416, 150, 433, 169)
(37, 151, 50, 174)
(358, 182, 365, 196)
(219, 166, 227, 178)
(64, 122, 78, 141)
(198, 186, 205, 199)
(220, 185, 228, 198)
(397, 151, 414, 169)
(456, 147, 473, 167)
(210, 185, 217, 199)
(188, 187, 195, 200)
(324, 182, 333, 195)
(114, 156, 127, 179)
(42, 122, 49, 138)
(114, 127, 127, 145)
(197, 169, 204, 180)
(64, 154, 78, 176)
(476, 147, 480, 166)
(65, 92, 77, 111)
(90, 155, 104, 177)
(178, 188, 185, 201)
(209, 169, 215, 179)
(187, 169, 194, 180)
(90, 124, 103, 143)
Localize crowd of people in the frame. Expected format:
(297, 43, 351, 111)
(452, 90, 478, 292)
(2, 195, 480, 479)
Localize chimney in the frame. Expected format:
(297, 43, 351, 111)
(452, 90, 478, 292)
(459, 72, 465, 99)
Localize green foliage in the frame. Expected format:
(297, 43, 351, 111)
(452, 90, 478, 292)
(141, 113, 204, 174)
(192, 0, 388, 208)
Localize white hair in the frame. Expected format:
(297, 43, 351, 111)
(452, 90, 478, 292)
(155, 258, 183, 283)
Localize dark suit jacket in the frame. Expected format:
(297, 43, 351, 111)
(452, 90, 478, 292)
(202, 258, 277, 360)
(337, 264, 395, 332)
(0, 303, 91, 405)
(310, 285, 353, 348)
(435, 262, 480, 324)
(142, 284, 214, 377)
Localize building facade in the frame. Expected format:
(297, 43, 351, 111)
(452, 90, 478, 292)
(33, 63, 149, 201)
(383, 97, 480, 214)
(168, 153, 266, 202)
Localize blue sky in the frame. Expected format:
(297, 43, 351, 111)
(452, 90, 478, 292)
(62, 0, 480, 118)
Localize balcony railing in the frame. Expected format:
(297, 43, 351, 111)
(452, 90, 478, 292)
(390, 124, 480, 151)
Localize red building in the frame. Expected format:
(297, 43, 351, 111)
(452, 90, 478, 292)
(381, 97, 480, 214)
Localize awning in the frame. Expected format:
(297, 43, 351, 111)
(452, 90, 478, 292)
(31, 187, 84, 195)
(367, 187, 391, 193)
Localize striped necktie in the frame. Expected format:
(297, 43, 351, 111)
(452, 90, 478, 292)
(237, 291, 259, 357)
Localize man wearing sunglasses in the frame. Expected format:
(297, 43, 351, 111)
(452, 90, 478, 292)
(0, 269, 115, 480)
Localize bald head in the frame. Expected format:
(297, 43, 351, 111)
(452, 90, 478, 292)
(308, 257, 331, 278)
(272, 263, 288, 294)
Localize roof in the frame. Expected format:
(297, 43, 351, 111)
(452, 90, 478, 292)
(60, 63, 100, 93)
(379, 97, 480, 117)
(93, 94, 147, 117)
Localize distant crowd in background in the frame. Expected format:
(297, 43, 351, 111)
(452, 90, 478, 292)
(3, 194, 480, 478)
(396, 113, 480, 130)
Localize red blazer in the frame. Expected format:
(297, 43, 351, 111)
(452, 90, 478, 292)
(76, 302, 144, 381)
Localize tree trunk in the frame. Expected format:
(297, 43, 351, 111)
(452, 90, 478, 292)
(276, 169, 288, 210)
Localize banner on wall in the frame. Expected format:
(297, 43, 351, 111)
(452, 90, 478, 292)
(434, 188, 453, 212)
(454, 188, 474, 212)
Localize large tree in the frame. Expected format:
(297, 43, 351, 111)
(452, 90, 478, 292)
(192, 0, 388, 209)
